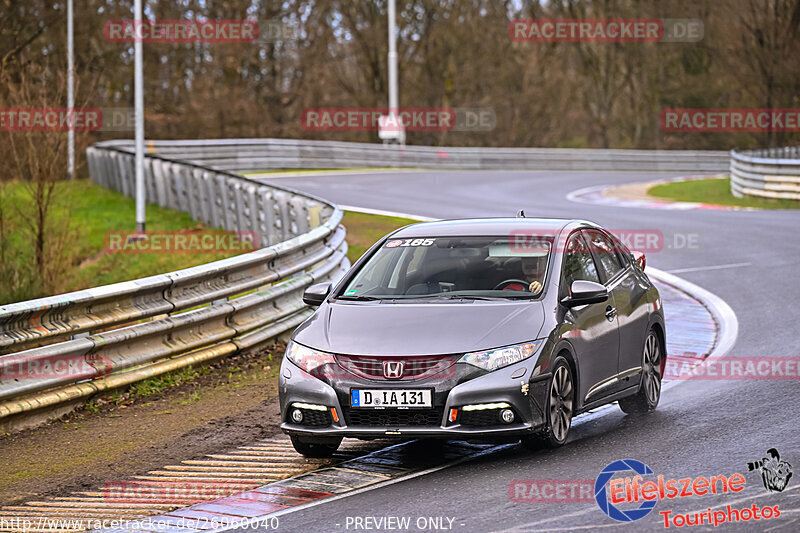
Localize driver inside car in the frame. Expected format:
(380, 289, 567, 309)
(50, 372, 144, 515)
(502, 254, 546, 294)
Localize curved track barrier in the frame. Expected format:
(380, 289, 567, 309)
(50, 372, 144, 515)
(0, 141, 349, 430)
(112, 138, 729, 172)
(730, 146, 800, 201)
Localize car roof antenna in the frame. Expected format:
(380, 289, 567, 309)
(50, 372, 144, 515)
(516, 209, 526, 218)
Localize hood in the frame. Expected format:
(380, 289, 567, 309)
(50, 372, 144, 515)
(292, 300, 547, 356)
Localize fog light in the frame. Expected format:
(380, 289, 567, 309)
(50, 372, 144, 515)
(291, 409, 304, 423)
(500, 409, 515, 424)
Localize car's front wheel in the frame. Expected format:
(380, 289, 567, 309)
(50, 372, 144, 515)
(290, 435, 342, 458)
(619, 329, 662, 414)
(522, 356, 574, 449)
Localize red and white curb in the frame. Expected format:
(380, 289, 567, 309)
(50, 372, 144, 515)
(566, 175, 753, 211)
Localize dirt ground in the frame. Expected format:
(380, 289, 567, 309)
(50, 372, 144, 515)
(0, 347, 285, 507)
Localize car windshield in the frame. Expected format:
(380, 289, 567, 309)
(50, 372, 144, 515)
(339, 236, 553, 300)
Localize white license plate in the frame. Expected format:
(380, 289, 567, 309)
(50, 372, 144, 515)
(351, 389, 432, 408)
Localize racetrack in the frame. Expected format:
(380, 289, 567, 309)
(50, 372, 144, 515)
(245, 169, 800, 532)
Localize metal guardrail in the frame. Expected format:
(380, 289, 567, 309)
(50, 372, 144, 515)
(115, 138, 730, 172)
(730, 147, 800, 200)
(0, 141, 350, 426)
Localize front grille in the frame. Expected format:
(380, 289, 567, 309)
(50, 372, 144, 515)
(460, 408, 508, 427)
(336, 355, 456, 381)
(290, 408, 332, 427)
(344, 408, 444, 427)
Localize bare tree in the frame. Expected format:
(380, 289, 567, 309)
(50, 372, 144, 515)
(1, 66, 83, 300)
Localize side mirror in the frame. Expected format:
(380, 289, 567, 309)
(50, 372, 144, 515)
(303, 282, 332, 307)
(562, 280, 608, 307)
(631, 250, 646, 271)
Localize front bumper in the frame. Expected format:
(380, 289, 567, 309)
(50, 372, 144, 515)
(278, 356, 550, 440)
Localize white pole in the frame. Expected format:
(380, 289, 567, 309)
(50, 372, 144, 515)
(134, 0, 145, 233)
(387, 0, 399, 116)
(67, 0, 74, 180)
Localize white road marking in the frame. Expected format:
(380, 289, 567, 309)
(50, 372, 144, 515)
(565, 184, 610, 205)
(666, 262, 752, 275)
(339, 205, 437, 221)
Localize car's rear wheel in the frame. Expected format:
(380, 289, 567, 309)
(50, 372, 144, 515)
(619, 329, 662, 414)
(290, 435, 342, 458)
(522, 356, 574, 449)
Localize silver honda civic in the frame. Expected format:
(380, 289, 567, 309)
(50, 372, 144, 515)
(279, 217, 666, 457)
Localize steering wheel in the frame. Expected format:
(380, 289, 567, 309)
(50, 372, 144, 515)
(493, 279, 530, 291)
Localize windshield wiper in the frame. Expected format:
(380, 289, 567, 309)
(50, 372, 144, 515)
(336, 295, 381, 301)
(408, 294, 505, 301)
(444, 295, 505, 301)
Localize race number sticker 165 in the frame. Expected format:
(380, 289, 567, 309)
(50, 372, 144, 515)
(385, 238, 434, 248)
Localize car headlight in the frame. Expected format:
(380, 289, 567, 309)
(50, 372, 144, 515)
(459, 340, 544, 372)
(285, 341, 336, 377)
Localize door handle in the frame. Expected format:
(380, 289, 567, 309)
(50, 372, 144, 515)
(605, 305, 617, 321)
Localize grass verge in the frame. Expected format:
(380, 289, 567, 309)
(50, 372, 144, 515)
(342, 210, 420, 261)
(0, 179, 243, 302)
(648, 177, 800, 209)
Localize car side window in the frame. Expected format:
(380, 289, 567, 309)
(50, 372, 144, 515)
(562, 232, 600, 290)
(584, 229, 625, 283)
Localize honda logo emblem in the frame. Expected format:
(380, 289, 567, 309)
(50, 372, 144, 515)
(383, 361, 404, 379)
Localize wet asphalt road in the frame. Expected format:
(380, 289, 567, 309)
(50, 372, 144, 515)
(249, 170, 800, 533)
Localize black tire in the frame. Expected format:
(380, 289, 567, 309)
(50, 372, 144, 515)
(619, 329, 662, 415)
(522, 356, 574, 450)
(290, 435, 342, 458)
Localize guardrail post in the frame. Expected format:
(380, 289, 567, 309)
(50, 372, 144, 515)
(114, 152, 130, 197)
(152, 158, 168, 207)
(259, 188, 276, 247)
